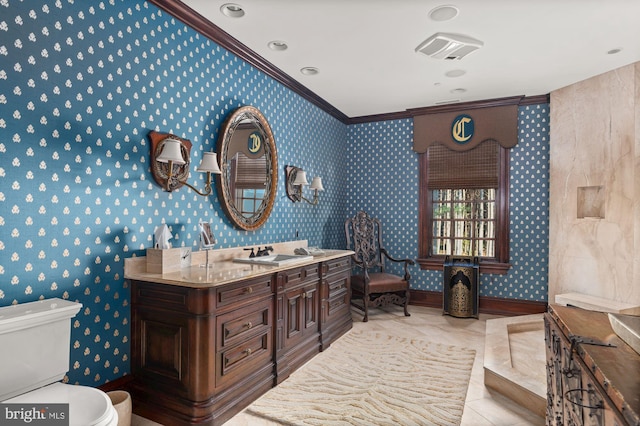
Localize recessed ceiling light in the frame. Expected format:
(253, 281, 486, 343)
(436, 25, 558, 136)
(220, 3, 245, 18)
(268, 41, 288, 51)
(607, 48, 622, 55)
(450, 88, 467, 94)
(429, 5, 459, 22)
(445, 69, 466, 78)
(300, 67, 319, 76)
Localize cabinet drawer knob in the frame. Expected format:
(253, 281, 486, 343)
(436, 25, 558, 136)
(244, 348, 252, 356)
(245, 321, 253, 329)
(245, 286, 253, 294)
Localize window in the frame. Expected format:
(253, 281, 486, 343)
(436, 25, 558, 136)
(432, 188, 496, 257)
(230, 153, 268, 218)
(418, 140, 511, 274)
(238, 188, 265, 218)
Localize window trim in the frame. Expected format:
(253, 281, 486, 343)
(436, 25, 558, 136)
(417, 145, 511, 275)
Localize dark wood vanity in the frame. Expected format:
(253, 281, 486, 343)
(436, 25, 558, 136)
(126, 250, 352, 425)
(544, 304, 640, 426)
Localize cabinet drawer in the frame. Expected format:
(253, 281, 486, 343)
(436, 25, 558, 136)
(279, 263, 320, 289)
(322, 257, 351, 276)
(216, 329, 272, 389)
(328, 272, 349, 297)
(328, 287, 349, 314)
(217, 275, 273, 308)
(216, 301, 272, 350)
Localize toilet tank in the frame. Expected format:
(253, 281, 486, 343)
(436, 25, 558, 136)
(0, 298, 82, 401)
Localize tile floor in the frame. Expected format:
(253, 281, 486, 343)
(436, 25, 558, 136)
(132, 305, 545, 426)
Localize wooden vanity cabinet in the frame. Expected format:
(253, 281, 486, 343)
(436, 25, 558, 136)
(275, 263, 321, 383)
(320, 256, 352, 350)
(128, 253, 353, 425)
(130, 274, 275, 425)
(544, 305, 640, 426)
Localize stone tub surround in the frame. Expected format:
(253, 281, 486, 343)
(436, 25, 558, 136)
(124, 240, 351, 286)
(484, 314, 546, 417)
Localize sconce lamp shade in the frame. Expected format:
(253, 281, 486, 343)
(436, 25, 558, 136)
(292, 169, 309, 186)
(310, 176, 324, 191)
(149, 131, 218, 197)
(156, 138, 186, 164)
(196, 152, 222, 174)
(284, 165, 323, 205)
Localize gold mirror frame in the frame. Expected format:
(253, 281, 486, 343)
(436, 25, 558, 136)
(215, 106, 278, 231)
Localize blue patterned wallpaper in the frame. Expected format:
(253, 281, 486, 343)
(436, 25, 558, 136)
(346, 105, 550, 300)
(0, 0, 549, 389)
(0, 0, 347, 386)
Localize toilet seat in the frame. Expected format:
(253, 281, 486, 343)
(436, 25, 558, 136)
(4, 382, 118, 426)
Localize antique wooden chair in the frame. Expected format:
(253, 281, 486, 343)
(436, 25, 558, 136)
(344, 211, 414, 322)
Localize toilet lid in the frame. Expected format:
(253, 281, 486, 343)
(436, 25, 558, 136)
(5, 382, 117, 426)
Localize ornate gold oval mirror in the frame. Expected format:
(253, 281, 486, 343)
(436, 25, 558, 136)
(215, 106, 278, 231)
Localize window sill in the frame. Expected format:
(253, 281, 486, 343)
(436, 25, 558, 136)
(417, 258, 511, 275)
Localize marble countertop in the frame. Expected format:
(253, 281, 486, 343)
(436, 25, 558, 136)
(124, 243, 353, 289)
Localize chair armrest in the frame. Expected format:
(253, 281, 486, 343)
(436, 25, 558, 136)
(380, 249, 415, 280)
(380, 248, 415, 266)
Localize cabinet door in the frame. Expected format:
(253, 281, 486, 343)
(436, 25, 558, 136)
(284, 286, 305, 349)
(282, 283, 319, 350)
(302, 282, 319, 334)
(275, 263, 323, 383)
(569, 353, 624, 426)
(561, 336, 584, 425)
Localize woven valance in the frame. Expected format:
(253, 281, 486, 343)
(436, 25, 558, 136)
(413, 104, 518, 153)
(427, 140, 499, 189)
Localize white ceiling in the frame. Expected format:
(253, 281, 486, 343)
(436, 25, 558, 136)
(181, 0, 640, 118)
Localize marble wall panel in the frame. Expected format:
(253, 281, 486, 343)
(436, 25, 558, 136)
(549, 63, 639, 306)
(635, 62, 640, 309)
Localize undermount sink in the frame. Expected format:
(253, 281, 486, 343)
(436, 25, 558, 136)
(233, 254, 313, 266)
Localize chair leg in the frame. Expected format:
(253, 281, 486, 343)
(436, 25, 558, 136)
(362, 291, 369, 322)
(404, 289, 410, 317)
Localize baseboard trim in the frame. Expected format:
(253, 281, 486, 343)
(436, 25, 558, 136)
(98, 375, 134, 393)
(410, 289, 547, 316)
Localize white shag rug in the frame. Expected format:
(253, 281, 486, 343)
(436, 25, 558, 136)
(245, 329, 476, 426)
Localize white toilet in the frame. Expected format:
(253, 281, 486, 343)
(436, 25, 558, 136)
(0, 298, 118, 426)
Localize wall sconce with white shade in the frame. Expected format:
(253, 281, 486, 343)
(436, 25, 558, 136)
(285, 165, 324, 205)
(149, 131, 222, 196)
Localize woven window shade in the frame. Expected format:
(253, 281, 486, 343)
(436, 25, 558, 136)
(427, 140, 499, 189)
(234, 154, 267, 189)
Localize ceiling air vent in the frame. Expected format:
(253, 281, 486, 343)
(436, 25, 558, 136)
(415, 32, 484, 60)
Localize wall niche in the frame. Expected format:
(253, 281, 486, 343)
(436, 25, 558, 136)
(577, 185, 604, 219)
